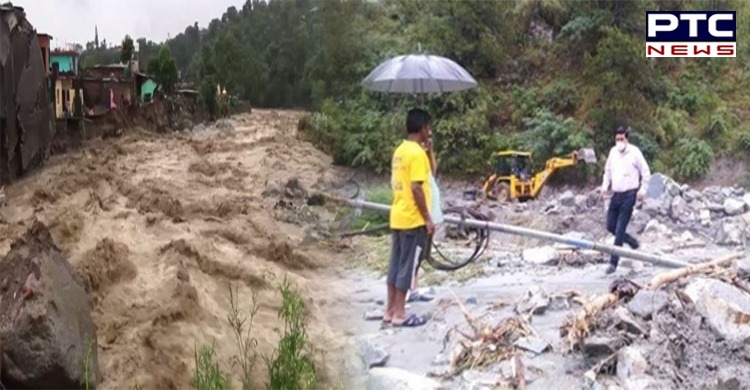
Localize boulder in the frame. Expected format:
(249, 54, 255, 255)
(699, 209, 711, 226)
(356, 337, 390, 369)
(670, 196, 692, 223)
(616, 346, 648, 383)
(627, 290, 669, 320)
(559, 190, 575, 207)
(645, 173, 666, 200)
(683, 278, 750, 343)
(0, 222, 100, 389)
(724, 198, 747, 216)
(522, 246, 558, 265)
(715, 218, 747, 246)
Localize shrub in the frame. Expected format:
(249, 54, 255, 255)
(672, 138, 713, 181)
(266, 279, 316, 390)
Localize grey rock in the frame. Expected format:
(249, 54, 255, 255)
(641, 198, 660, 217)
(582, 336, 623, 357)
(357, 337, 390, 368)
(514, 336, 551, 354)
(734, 258, 750, 280)
(522, 246, 558, 265)
(466, 296, 478, 305)
(724, 198, 747, 216)
(627, 290, 669, 319)
(516, 285, 550, 315)
(364, 309, 384, 321)
(683, 189, 702, 202)
(559, 190, 575, 207)
(548, 295, 572, 311)
(460, 369, 506, 390)
(645, 173, 666, 200)
(0, 222, 100, 389)
(670, 196, 692, 223)
(683, 278, 750, 343)
(744, 193, 750, 208)
(617, 346, 648, 383)
(717, 366, 744, 390)
(700, 209, 711, 226)
(574, 194, 588, 210)
(614, 306, 646, 335)
(366, 367, 441, 390)
(715, 218, 746, 246)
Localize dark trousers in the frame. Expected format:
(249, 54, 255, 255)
(606, 189, 638, 266)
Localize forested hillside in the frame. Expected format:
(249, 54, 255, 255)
(88, 0, 750, 183)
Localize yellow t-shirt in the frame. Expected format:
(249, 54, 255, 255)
(389, 140, 432, 229)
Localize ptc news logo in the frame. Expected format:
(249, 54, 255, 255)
(646, 11, 736, 57)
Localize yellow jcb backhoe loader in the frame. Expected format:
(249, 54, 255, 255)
(476, 148, 597, 202)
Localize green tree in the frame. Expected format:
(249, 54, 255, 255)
(121, 35, 134, 63)
(148, 45, 179, 93)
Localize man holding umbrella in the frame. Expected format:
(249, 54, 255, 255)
(384, 108, 433, 327)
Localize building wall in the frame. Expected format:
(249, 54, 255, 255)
(50, 54, 75, 73)
(82, 79, 133, 110)
(54, 79, 83, 119)
(37, 35, 51, 76)
(141, 79, 157, 101)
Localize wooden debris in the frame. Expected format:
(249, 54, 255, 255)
(647, 252, 742, 290)
(442, 290, 539, 379)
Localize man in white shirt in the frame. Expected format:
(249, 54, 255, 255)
(600, 126, 651, 274)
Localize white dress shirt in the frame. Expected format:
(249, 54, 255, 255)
(601, 143, 651, 195)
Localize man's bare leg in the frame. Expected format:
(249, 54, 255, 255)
(385, 284, 396, 322)
(391, 288, 408, 322)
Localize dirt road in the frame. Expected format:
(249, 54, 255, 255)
(0, 110, 359, 389)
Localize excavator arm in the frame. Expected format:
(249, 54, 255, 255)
(529, 148, 597, 199)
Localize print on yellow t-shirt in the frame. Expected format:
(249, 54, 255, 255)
(389, 140, 432, 229)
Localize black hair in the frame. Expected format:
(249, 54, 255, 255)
(406, 108, 430, 134)
(615, 126, 630, 139)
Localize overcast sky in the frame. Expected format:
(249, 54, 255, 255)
(20, 0, 243, 49)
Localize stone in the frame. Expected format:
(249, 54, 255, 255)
(723, 198, 747, 216)
(716, 219, 746, 246)
(466, 296, 478, 305)
(366, 367, 441, 390)
(643, 219, 671, 236)
(627, 290, 669, 319)
(364, 309, 384, 321)
(460, 369, 506, 390)
(717, 366, 744, 390)
(700, 209, 711, 226)
(734, 258, 750, 280)
(513, 336, 551, 354)
(357, 338, 390, 368)
(641, 198, 660, 217)
(744, 193, 750, 208)
(574, 194, 588, 210)
(683, 189, 702, 202)
(516, 285, 550, 315)
(645, 173, 666, 199)
(431, 352, 450, 366)
(522, 246, 558, 265)
(582, 336, 623, 357)
(616, 346, 648, 383)
(614, 306, 646, 335)
(0, 222, 100, 389)
(683, 278, 750, 343)
(559, 190, 575, 207)
(670, 196, 692, 223)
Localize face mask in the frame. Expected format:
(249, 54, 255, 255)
(617, 141, 626, 152)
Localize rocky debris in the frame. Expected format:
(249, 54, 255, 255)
(513, 336, 551, 354)
(521, 246, 557, 265)
(0, 222, 100, 389)
(365, 367, 441, 390)
(616, 347, 648, 384)
(515, 285, 550, 315)
(724, 198, 747, 216)
(357, 337, 390, 369)
(627, 289, 669, 320)
(561, 258, 750, 390)
(682, 277, 750, 343)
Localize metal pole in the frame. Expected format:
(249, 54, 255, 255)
(340, 198, 689, 269)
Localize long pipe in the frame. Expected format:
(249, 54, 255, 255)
(334, 197, 690, 269)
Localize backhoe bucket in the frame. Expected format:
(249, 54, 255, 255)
(576, 148, 597, 164)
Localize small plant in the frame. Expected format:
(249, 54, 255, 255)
(227, 284, 260, 390)
(265, 278, 317, 390)
(672, 138, 713, 181)
(192, 342, 230, 390)
(83, 337, 95, 390)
